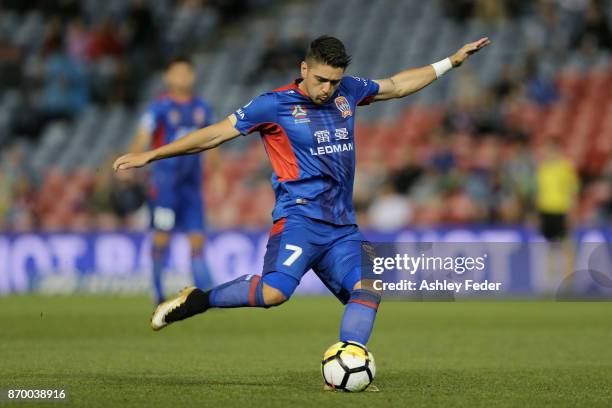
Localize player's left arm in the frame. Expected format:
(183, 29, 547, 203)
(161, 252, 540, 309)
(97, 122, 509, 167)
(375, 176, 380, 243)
(373, 37, 491, 101)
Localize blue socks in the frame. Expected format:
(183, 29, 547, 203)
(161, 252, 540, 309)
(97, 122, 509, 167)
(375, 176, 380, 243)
(191, 247, 213, 291)
(152, 245, 214, 303)
(209, 274, 266, 308)
(152, 245, 167, 304)
(340, 289, 381, 345)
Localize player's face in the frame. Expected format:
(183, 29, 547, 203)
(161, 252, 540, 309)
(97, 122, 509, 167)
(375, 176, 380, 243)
(164, 62, 196, 94)
(300, 61, 344, 105)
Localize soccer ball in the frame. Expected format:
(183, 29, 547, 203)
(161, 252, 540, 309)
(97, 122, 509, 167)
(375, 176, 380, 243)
(321, 341, 376, 392)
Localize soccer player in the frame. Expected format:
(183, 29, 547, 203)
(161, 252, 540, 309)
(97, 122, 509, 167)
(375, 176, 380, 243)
(114, 36, 489, 351)
(126, 56, 215, 304)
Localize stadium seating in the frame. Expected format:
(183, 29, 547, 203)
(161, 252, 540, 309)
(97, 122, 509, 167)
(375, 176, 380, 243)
(0, 0, 610, 231)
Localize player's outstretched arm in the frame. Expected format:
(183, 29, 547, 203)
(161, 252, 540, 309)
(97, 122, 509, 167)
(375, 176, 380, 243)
(373, 37, 491, 101)
(113, 115, 241, 171)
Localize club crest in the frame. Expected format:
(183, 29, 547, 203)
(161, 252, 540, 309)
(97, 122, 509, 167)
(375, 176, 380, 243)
(334, 96, 352, 118)
(168, 109, 181, 125)
(193, 107, 206, 125)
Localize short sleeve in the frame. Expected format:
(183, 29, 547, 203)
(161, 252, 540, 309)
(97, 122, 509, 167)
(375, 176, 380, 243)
(233, 93, 277, 135)
(139, 103, 159, 134)
(342, 76, 380, 106)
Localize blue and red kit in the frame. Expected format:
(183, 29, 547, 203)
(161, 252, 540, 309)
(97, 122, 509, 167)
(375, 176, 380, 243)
(234, 76, 379, 226)
(231, 76, 380, 304)
(141, 95, 215, 232)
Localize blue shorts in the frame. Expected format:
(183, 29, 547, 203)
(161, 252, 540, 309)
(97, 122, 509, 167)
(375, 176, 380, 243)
(148, 174, 204, 233)
(263, 215, 365, 303)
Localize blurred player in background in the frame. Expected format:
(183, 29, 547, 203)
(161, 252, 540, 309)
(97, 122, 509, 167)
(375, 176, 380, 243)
(126, 56, 215, 304)
(114, 36, 489, 372)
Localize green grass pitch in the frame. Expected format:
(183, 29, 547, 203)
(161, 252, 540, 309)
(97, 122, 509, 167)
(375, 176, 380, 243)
(1, 295, 611, 407)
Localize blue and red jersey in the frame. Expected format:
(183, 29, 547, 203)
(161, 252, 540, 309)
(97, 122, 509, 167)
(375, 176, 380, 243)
(233, 76, 379, 225)
(141, 94, 215, 183)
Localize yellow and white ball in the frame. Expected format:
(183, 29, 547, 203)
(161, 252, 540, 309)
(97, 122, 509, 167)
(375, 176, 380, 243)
(321, 341, 375, 392)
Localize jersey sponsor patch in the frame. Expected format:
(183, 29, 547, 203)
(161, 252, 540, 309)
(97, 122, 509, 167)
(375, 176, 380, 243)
(292, 105, 310, 123)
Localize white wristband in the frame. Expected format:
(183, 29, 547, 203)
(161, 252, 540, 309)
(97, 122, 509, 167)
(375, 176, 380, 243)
(431, 58, 453, 78)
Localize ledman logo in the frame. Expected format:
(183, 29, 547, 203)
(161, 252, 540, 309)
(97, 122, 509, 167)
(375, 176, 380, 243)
(334, 96, 352, 118)
(292, 105, 307, 118)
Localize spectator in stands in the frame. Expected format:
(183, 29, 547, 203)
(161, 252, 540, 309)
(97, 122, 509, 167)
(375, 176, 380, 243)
(210, 0, 254, 24)
(89, 163, 146, 230)
(247, 34, 285, 81)
(0, 32, 23, 91)
(586, 158, 612, 225)
(474, 0, 508, 23)
(367, 182, 413, 232)
(430, 132, 456, 173)
(6, 176, 36, 232)
(65, 17, 90, 62)
(86, 18, 129, 103)
(281, 32, 308, 73)
(523, 54, 559, 106)
(572, 0, 612, 50)
(525, 0, 570, 55)
(41, 25, 89, 120)
(87, 18, 123, 61)
(125, 0, 159, 52)
(391, 151, 423, 195)
(121, 0, 161, 105)
(0, 171, 11, 230)
(0, 145, 35, 231)
(41, 17, 64, 58)
(442, 0, 475, 22)
(500, 134, 537, 222)
(37, 0, 81, 20)
(602, 161, 612, 223)
(247, 33, 308, 82)
(410, 167, 443, 209)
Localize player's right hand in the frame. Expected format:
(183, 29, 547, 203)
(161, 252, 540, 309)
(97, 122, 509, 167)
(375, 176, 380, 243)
(113, 151, 154, 171)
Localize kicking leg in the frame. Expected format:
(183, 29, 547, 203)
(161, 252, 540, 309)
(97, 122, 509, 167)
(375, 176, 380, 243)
(150, 272, 298, 330)
(151, 216, 311, 330)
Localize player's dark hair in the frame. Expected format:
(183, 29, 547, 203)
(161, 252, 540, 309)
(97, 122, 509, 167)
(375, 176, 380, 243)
(305, 36, 351, 69)
(165, 55, 193, 70)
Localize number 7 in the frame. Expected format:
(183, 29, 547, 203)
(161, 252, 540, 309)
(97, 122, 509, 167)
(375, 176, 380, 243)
(283, 244, 303, 266)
